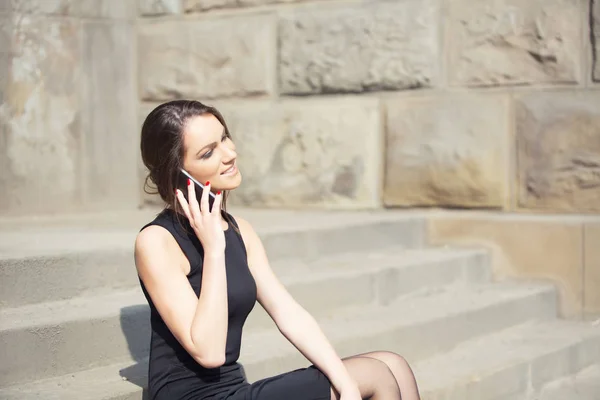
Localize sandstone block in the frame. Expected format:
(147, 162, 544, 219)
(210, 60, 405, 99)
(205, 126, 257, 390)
(516, 91, 600, 213)
(140, 0, 182, 15)
(79, 0, 137, 19)
(138, 21, 191, 101)
(447, 0, 582, 86)
(184, 0, 234, 11)
(0, 15, 81, 216)
(10, 0, 135, 18)
(584, 222, 600, 316)
(278, 1, 438, 95)
(139, 15, 274, 100)
(213, 97, 382, 208)
(184, 0, 327, 12)
(11, 0, 76, 15)
(428, 214, 585, 318)
(0, 13, 11, 105)
(593, 0, 600, 81)
(383, 94, 509, 208)
(81, 21, 138, 210)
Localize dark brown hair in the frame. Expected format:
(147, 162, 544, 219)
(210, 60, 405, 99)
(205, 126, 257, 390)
(140, 100, 238, 233)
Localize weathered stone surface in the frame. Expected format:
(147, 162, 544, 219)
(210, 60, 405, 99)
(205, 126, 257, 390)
(81, 21, 138, 210)
(183, 0, 323, 12)
(10, 0, 135, 18)
(139, 15, 274, 100)
(279, 1, 438, 95)
(516, 91, 600, 213)
(11, 0, 76, 15)
(0, 15, 81, 216)
(584, 222, 600, 316)
(428, 214, 585, 318)
(211, 97, 382, 208)
(593, 0, 600, 82)
(0, 15, 10, 213)
(0, 13, 11, 105)
(140, 0, 182, 15)
(384, 94, 510, 208)
(447, 0, 582, 86)
(138, 21, 191, 101)
(79, 0, 137, 19)
(184, 0, 233, 11)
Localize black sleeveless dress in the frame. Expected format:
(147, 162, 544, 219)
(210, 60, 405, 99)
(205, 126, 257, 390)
(138, 208, 332, 400)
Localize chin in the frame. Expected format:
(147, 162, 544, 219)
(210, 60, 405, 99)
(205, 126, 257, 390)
(217, 171, 242, 192)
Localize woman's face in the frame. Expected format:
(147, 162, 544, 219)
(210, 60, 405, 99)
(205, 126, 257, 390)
(182, 113, 241, 192)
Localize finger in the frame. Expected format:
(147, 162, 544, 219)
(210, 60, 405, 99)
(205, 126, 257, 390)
(200, 180, 211, 214)
(186, 178, 201, 219)
(211, 190, 223, 215)
(175, 189, 191, 219)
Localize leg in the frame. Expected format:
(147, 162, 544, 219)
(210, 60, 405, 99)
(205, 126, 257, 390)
(329, 356, 400, 400)
(354, 351, 420, 400)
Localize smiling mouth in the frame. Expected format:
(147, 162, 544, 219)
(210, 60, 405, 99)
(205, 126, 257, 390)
(221, 162, 237, 175)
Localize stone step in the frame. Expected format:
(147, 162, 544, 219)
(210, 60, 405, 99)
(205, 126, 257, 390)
(0, 281, 558, 399)
(0, 212, 425, 308)
(0, 288, 149, 388)
(0, 358, 147, 400)
(413, 320, 600, 400)
(535, 363, 600, 400)
(3, 320, 597, 400)
(239, 281, 557, 382)
(0, 245, 487, 387)
(245, 246, 490, 330)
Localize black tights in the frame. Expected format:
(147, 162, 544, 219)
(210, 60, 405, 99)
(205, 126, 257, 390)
(329, 351, 421, 400)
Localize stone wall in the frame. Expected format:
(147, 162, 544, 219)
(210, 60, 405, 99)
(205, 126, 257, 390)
(138, 0, 600, 213)
(0, 1, 137, 217)
(1, 0, 598, 216)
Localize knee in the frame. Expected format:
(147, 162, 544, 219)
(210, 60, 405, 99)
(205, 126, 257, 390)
(379, 351, 412, 373)
(370, 358, 399, 389)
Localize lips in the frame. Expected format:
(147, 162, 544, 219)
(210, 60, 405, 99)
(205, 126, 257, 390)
(221, 162, 237, 175)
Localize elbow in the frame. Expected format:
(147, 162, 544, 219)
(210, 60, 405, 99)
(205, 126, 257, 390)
(190, 332, 226, 369)
(192, 350, 226, 369)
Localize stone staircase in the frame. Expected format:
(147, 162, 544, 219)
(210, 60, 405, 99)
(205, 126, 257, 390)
(0, 208, 598, 400)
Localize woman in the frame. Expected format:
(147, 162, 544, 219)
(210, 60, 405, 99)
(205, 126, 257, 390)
(135, 100, 421, 400)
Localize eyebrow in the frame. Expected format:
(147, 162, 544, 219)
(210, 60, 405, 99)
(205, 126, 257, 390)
(195, 127, 226, 157)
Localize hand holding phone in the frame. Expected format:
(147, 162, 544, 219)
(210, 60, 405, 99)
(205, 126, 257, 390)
(175, 169, 225, 252)
(178, 168, 216, 212)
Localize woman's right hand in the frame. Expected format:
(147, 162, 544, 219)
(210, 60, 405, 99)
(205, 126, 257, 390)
(175, 179, 225, 255)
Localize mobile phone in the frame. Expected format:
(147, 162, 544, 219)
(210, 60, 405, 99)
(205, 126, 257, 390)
(179, 168, 216, 211)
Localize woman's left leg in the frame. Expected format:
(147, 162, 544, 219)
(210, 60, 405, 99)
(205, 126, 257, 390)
(355, 351, 421, 400)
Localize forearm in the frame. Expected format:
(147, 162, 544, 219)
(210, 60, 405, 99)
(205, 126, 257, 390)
(279, 306, 354, 393)
(190, 251, 228, 364)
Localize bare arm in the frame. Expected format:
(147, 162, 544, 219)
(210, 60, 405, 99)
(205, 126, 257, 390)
(135, 229, 227, 368)
(135, 181, 228, 369)
(235, 217, 358, 395)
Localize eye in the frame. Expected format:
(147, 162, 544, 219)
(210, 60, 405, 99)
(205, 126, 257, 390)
(221, 133, 228, 142)
(201, 149, 213, 159)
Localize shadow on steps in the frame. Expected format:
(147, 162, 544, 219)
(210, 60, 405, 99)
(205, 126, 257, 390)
(119, 303, 151, 399)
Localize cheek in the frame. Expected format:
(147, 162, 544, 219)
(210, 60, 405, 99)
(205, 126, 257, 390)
(190, 159, 220, 180)
(208, 157, 222, 175)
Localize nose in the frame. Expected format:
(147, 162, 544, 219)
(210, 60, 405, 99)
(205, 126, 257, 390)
(221, 141, 237, 162)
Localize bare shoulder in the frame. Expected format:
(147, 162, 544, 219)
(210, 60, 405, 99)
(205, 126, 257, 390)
(135, 225, 171, 256)
(229, 215, 261, 250)
(134, 225, 186, 275)
(231, 215, 253, 233)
